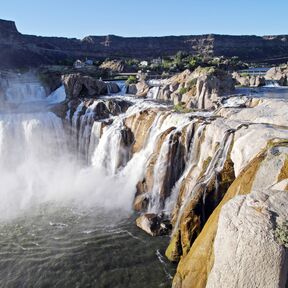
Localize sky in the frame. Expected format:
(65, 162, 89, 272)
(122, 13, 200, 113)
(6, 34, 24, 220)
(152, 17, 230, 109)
(0, 0, 287, 39)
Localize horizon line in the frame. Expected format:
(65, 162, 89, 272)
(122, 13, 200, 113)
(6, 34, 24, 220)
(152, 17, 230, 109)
(2, 18, 288, 40)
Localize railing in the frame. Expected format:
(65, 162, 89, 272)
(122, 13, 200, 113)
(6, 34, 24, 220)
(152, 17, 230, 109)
(238, 68, 270, 76)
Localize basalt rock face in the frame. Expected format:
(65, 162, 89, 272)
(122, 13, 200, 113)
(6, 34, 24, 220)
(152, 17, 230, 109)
(127, 81, 150, 97)
(62, 74, 108, 99)
(149, 68, 234, 109)
(206, 189, 288, 288)
(169, 97, 288, 288)
(61, 74, 288, 288)
(265, 65, 288, 86)
(2, 19, 288, 68)
(232, 72, 265, 87)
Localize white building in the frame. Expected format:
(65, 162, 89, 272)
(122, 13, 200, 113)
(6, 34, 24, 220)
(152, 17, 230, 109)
(140, 61, 149, 67)
(74, 60, 85, 69)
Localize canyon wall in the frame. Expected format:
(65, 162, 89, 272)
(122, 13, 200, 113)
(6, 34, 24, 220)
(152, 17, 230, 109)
(1, 19, 288, 68)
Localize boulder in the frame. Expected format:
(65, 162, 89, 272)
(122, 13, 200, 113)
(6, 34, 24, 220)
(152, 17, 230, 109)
(232, 72, 265, 87)
(156, 67, 234, 109)
(127, 84, 137, 95)
(136, 213, 171, 236)
(265, 65, 288, 86)
(127, 81, 150, 97)
(107, 82, 120, 94)
(62, 74, 108, 99)
(206, 190, 288, 288)
(251, 75, 266, 87)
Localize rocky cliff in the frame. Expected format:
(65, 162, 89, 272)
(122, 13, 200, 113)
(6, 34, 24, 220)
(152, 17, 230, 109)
(2, 68, 288, 287)
(1, 19, 288, 68)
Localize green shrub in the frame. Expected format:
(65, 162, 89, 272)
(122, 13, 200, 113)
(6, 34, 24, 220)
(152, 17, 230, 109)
(174, 102, 193, 113)
(275, 221, 288, 247)
(186, 78, 197, 90)
(179, 87, 188, 95)
(240, 72, 249, 77)
(126, 75, 137, 85)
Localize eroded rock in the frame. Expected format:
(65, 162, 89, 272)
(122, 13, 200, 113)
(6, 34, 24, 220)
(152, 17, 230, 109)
(207, 189, 288, 288)
(265, 65, 288, 86)
(136, 213, 171, 236)
(62, 74, 108, 99)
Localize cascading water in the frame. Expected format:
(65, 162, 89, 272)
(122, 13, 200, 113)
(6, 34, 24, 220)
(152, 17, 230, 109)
(0, 75, 175, 287)
(265, 80, 280, 87)
(147, 86, 160, 100)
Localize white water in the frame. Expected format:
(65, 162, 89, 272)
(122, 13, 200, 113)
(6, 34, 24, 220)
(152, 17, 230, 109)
(147, 86, 160, 100)
(0, 80, 136, 220)
(0, 75, 220, 224)
(92, 119, 132, 174)
(5, 82, 46, 103)
(265, 80, 280, 87)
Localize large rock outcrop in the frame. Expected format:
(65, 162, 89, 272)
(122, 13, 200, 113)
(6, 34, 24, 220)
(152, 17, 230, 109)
(148, 67, 234, 110)
(172, 141, 288, 288)
(232, 71, 265, 87)
(62, 74, 108, 99)
(167, 96, 288, 288)
(61, 73, 288, 288)
(127, 81, 150, 97)
(206, 189, 288, 288)
(265, 65, 288, 86)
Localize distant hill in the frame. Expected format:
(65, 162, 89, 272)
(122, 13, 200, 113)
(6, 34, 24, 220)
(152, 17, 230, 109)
(1, 19, 288, 68)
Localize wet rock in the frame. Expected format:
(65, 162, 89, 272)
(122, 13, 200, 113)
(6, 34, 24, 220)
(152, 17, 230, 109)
(124, 109, 158, 153)
(136, 213, 171, 236)
(107, 82, 120, 94)
(127, 84, 137, 94)
(62, 73, 108, 99)
(49, 103, 68, 119)
(127, 81, 150, 97)
(134, 194, 149, 211)
(171, 143, 288, 288)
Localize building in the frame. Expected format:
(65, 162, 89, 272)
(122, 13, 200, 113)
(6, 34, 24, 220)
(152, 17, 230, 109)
(74, 60, 85, 69)
(140, 61, 149, 67)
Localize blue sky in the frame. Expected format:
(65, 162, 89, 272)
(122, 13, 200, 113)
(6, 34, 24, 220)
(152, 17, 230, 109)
(0, 0, 287, 38)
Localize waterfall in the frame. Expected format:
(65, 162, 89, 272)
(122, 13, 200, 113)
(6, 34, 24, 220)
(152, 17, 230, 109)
(147, 129, 175, 213)
(117, 81, 127, 95)
(78, 101, 99, 162)
(0, 76, 140, 220)
(147, 86, 160, 99)
(163, 121, 204, 215)
(265, 80, 280, 87)
(5, 82, 47, 103)
(170, 126, 236, 236)
(105, 81, 127, 96)
(91, 119, 133, 174)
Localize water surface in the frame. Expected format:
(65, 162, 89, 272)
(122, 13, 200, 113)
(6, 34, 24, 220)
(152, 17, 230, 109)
(0, 206, 175, 288)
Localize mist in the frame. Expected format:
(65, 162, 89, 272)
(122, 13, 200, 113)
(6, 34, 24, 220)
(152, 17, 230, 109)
(0, 74, 136, 221)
